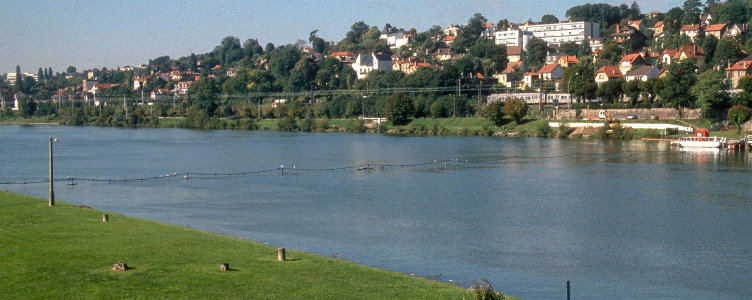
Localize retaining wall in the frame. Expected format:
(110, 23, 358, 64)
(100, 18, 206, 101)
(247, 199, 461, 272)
(556, 108, 702, 120)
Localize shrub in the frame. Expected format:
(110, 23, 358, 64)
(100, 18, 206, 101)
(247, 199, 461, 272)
(465, 279, 504, 300)
(643, 129, 661, 138)
(557, 123, 572, 138)
(314, 117, 330, 131)
(536, 122, 552, 137)
(277, 116, 298, 131)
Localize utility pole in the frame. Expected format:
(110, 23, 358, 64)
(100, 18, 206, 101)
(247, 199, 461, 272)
(49, 137, 54, 206)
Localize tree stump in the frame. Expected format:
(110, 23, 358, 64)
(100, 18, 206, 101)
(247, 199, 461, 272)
(102, 214, 108, 222)
(278, 248, 286, 261)
(112, 262, 128, 271)
(220, 262, 229, 271)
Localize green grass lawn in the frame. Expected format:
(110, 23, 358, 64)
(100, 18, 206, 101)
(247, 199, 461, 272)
(1, 191, 506, 299)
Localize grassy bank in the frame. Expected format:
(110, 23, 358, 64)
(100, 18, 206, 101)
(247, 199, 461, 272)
(0, 191, 507, 299)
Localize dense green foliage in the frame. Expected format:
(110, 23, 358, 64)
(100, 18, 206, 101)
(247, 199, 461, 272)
(727, 105, 751, 133)
(501, 98, 528, 123)
(384, 92, 415, 125)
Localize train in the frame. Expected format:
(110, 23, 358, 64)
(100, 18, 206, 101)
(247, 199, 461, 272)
(487, 93, 601, 105)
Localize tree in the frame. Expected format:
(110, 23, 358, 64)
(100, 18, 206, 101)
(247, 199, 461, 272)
(37, 68, 44, 82)
(561, 65, 596, 101)
(265, 43, 275, 56)
(727, 105, 751, 133)
(346, 21, 370, 44)
(188, 78, 218, 117)
(66, 66, 76, 74)
(622, 79, 641, 105)
(14, 65, 21, 92)
(541, 14, 559, 24)
(713, 39, 742, 66)
(657, 58, 698, 117)
(18, 97, 37, 118)
(691, 70, 729, 118)
(384, 92, 415, 125)
(484, 101, 505, 126)
(596, 78, 625, 103)
(713, 2, 747, 25)
(523, 38, 547, 71)
(502, 98, 528, 123)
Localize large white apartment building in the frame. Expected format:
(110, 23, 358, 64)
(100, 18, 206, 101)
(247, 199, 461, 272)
(4, 72, 38, 84)
(494, 29, 534, 48)
(517, 21, 600, 44)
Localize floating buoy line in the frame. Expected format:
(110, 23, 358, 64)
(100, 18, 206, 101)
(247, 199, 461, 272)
(0, 150, 678, 186)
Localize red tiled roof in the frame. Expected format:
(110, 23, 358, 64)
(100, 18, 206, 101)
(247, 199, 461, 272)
(507, 46, 522, 56)
(680, 24, 700, 31)
(620, 53, 642, 63)
(677, 44, 705, 58)
(654, 21, 663, 28)
(503, 61, 523, 73)
(596, 66, 623, 78)
(443, 36, 457, 41)
(538, 63, 561, 74)
(726, 60, 752, 71)
(705, 24, 726, 32)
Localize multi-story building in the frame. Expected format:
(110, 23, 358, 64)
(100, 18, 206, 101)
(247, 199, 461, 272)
(494, 29, 534, 48)
(5, 72, 38, 84)
(517, 21, 600, 44)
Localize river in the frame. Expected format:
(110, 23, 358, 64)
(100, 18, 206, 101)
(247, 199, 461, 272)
(2, 124, 751, 299)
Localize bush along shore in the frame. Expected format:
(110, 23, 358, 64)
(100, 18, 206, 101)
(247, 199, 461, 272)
(2, 112, 736, 141)
(0, 191, 518, 299)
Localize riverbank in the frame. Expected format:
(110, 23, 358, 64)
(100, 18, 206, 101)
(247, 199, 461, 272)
(0, 191, 507, 299)
(1, 115, 747, 139)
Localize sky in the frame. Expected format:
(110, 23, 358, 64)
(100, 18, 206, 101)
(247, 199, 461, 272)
(1, 0, 685, 76)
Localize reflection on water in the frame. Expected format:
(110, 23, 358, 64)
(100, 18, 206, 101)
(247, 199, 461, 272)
(1, 125, 751, 299)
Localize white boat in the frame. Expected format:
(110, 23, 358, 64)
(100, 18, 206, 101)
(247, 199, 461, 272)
(671, 136, 726, 148)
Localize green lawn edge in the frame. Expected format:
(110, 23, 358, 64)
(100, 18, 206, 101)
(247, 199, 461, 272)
(1, 191, 520, 299)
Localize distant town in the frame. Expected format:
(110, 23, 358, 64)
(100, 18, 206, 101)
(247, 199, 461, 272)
(2, 1, 751, 124)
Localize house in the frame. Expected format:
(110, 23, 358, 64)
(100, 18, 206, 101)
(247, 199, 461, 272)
(226, 68, 237, 78)
(619, 53, 646, 74)
(652, 21, 664, 35)
(522, 72, 539, 88)
(725, 59, 752, 88)
(675, 44, 705, 65)
(173, 81, 192, 95)
(661, 48, 679, 65)
(595, 66, 623, 85)
(700, 13, 712, 26)
(546, 52, 569, 65)
(555, 55, 579, 68)
(82, 79, 98, 93)
(13, 92, 25, 110)
(704, 23, 727, 39)
(329, 52, 357, 65)
(392, 57, 434, 75)
(431, 48, 459, 61)
(443, 24, 460, 36)
(443, 35, 457, 45)
(537, 63, 564, 81)
(481, 24, 497, 39)
(679, 24, 701, 42)
(495, 61, 522, 87)
(628, 20, 645, 31)
(352, 53, 393, 79)
(151, 88, 172, 100)
(723, 24, 748, 39)
(593, 49, 603, 61)
(624, 66, 661, 81)
(254, 59, 269, 69)
(610, 25, 646, 46)
(507, 46, 523, 63)
(587, 38, 604, 51)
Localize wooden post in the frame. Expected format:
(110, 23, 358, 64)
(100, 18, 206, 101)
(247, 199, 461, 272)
(278, 247, 286, 261)
(102, 214, 108, 222)
(220, 262, 229, 271)
(49, 137, 54, 206)
(567, 280, 571, 300)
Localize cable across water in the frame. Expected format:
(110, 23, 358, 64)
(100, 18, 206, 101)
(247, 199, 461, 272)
(0, 150, 670, 186)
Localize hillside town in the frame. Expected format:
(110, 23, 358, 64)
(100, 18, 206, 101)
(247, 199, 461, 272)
(2, 0, 752, 123)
